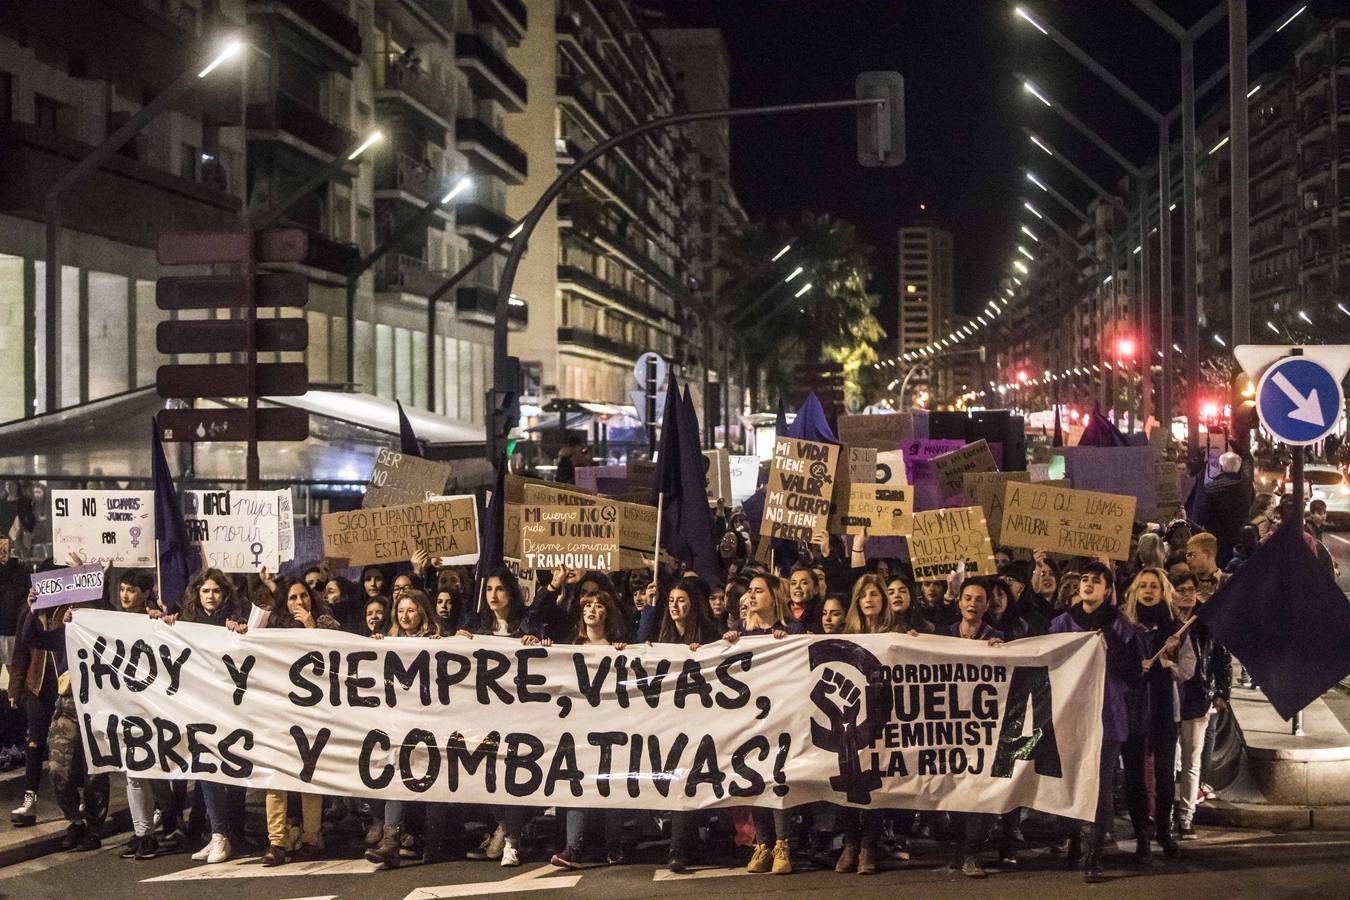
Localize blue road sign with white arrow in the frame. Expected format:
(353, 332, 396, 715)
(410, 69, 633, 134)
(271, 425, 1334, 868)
(1255, 356, 1345, 446)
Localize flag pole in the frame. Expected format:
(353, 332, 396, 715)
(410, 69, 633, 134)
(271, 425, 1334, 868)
(1146, 615, 1197, 666)
(652, 492, 664, 587)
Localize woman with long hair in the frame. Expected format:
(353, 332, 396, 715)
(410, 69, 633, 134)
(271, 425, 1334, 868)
(885, 574, 931, 635)
(260, 579, 339, 866)
(458, 568, 532, 868)
(322, 575, 365, 634)
(1120, 567, 1190, 864)
(163, 570, 248, 864)
(364, 589, 441, 869)
(724, 572, 800, 875)
(548, 590, 629, 869)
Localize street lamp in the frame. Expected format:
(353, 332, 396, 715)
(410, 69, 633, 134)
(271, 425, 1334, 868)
(41, 31, 247, 413)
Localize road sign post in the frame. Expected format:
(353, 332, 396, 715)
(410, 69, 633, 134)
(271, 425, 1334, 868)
(1238, 344, 1350, 736)
(155, 229, 312, 487)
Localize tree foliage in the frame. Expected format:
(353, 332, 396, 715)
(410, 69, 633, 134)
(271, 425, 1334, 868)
(719, 212, 883, 409)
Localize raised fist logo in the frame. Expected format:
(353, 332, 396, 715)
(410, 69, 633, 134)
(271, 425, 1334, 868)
(807, 641, 891, 804)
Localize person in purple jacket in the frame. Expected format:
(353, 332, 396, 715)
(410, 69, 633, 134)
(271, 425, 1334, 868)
(1049, 559, 1144, 884)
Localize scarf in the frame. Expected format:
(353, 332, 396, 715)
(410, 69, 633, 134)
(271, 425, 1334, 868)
(1069, 600, 1118, 632)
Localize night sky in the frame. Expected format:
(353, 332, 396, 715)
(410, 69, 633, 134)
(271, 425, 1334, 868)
(650, 1, 1315, 342)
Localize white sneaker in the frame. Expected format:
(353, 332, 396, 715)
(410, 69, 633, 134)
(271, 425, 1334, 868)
(205, 833, 232, 864)
(485, 823, 505, 860)
(500, 839, 519, 868)
(191, 839, 214, 862)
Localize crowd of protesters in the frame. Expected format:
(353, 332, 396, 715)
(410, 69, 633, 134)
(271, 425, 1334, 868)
(1, 467, 1307, 885)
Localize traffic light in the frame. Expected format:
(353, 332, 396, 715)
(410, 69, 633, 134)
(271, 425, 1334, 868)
(154, 228, 310, 444)
(486, 355, 522, 461)
(855, 71, 905, 167)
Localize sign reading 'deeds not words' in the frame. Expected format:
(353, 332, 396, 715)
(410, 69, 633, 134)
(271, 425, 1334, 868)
(321, 497, 478, 567)
(908, 506, 997, 581)
(764, 437, 840, 544)
(962, 471, 1030, 545)
(932, 440, 998, 499)
(52, 490, 155, 568)
(362, 448, 451, 509)
(30, 564, 106, 610)
(183, 490, 286, 573)
(999, 482, 1137, 561)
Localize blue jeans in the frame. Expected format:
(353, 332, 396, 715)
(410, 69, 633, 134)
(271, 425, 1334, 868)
(200, 781, 233, 836)
(564, 808, 622, 853)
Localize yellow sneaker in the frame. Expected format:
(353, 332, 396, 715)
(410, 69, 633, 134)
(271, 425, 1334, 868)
(771, 838, 792, 874)
(746, 843, 771, 873)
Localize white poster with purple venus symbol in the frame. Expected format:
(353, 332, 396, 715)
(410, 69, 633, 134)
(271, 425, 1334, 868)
(51, 490, 156, 568)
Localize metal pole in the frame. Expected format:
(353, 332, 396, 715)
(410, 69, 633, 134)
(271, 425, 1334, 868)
(1291, 440, 1305, 735)
(1229, 0, 1250, 347)
(426, 230, 514, 410)
(243, 225, 259, 489)
(1159, 120, 1173, 433)
(488, 97, 884, 463)
(1182, 39, 1201, 456)
(645, 356, 657, 456)
(345, 277, 358, 384)
(1138, 176, 1153, 427)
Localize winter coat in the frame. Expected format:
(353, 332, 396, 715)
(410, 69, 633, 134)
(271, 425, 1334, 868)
(1050, 606, 1145, 744)
(1179, 620, 1232, 721)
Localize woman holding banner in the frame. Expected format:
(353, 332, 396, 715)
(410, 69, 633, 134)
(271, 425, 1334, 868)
(724, 573, 799, 875)
(459, 568, 533, 868)
(833, 574, 896, 875)
(547, 590, 631, 870)
(1049, 561, 1145, 883)
(259, 579, 340, 866)
(164, 569, 249, 864)
(885, 575, 932, 635)
(1121, 568, 1189, 863)
(364, 589, 442, 870)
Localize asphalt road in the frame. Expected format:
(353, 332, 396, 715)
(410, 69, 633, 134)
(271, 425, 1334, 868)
(1, 819, 1346, 900)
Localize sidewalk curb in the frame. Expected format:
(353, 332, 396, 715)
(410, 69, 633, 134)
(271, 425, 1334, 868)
(0, 807, 131, 870)
(1196, 799, 1350, 832)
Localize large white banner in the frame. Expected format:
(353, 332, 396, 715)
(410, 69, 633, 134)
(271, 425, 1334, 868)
(67, 611, 1104, 820)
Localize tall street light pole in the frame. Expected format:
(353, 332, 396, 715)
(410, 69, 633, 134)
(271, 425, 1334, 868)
(41, 35, 244, 414)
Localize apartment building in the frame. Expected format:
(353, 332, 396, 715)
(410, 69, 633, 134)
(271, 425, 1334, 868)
(897, 225, 953, 401)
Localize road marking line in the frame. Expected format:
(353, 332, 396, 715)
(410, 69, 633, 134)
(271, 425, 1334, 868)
(1327, 534, 1350, 545)
(651, 866, 756, 881)
(402, 864, 582, 898)
(141, 857, 379, 882)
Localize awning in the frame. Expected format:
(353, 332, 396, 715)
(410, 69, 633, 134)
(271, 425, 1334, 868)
(0, 387, 492, 489)
(525, 397, 641, 433)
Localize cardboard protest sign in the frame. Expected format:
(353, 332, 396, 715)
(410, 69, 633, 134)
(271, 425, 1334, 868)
(831, 482, 913, 537)
(184, 490, 284, 573)
(908, 506, 997, 581)
(1154, 461, 1184, 522)
(575, 465, 627, 495)
(932, 440, 998, 498)
(837, 412, 913, 450)
(1028, 463, 1051, 482)
(503, 557, 538, 601)
(321, 496, 478, 567)
(702, 449, 732, 507)
(764, 437, 839, 545)
(903, 439, 965, 511)
(275, 489, 294, 562)
(363, 448, 451, 509)
(69, 608, 1106, 820)
(52, 490, 155, 567)
(425, 496, 482, 565)
(522, 482, 657, 569)
(1063, 445, 1155, 515)
(999, 482, 1137, 561)
(728, 455, 760, 505)
(520, 501, 620, 570)
(31, 564, 105, 610)
(962, 471, 1031, 545)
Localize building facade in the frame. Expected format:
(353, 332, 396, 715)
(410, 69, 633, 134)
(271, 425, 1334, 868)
(0, 0, 529, 430)
(897, 225, 953, 401)
(504, 0, 692, 412)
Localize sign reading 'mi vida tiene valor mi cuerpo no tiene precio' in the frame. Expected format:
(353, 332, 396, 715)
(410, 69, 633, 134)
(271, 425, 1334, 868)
(764, 437, 840, 545)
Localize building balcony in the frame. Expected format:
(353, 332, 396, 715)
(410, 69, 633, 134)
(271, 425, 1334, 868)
(1298, 151, 1331, 179)
(454, 33, 526, 112)
(248, 91, 354, 161)
(455, 117, 527, 184)
(1298, 203, 1333, 227)
(557, 76, 615, 137)
(557, 326, 640, 362)
(1301, 105, 1331, 133)
(252, 0, 362, 60)
(297, 227, 360, 276)
(557, 264, 668, 324)
(456, 284, 528, 330)
(0, 123, 241, 250)
(376, 60, 455, 131)
(374, 253, 448, 296)
(469, 0, 527, 44)
(373, 152, 440, 204)
(455, 199, 513, 244)
(1297, 57, 1328, 90)
(378, 0, 454, 42)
